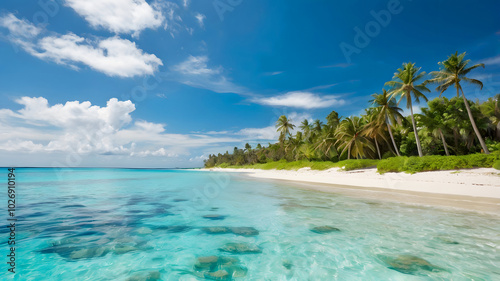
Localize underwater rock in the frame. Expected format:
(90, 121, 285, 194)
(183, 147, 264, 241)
(38, 246, 76, 257)
(194, 256, 243, 272)
(202, 227, 232, 234)
(126, 271, 161, 281)
(203, 214, 227, 220)
(310, 226, 341, 234)
(224, 265, 247, 278)
(114, 237, 135, 244)
(230, 227, 259, 236)
(204, 270, 229, 280)
(282, 260, 293, 270)
(381, 254, 443, 275)
(136, 227, 153, 235)
(69, 246, 110, 260)
(219, 243, 262, 254)
(113, 244, 138, 254)
(161, 225, 193, 233)
(195, 256, 219, 270)
(173, 199, 188, 202)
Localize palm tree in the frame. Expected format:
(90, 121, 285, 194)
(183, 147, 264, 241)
(276, 115, 296, 144)
(335, 116, 374, 159)
(418, 99, 450, 156)
(370, 89, 404, 156)
(299, 119, 312, 139)
(362, 108, 389, 159)
(326, 110, 341, 130)
(244, 143, 252, 153)
(427, 52, 490, 154)
(313, 119, 324, 134)
(480, 94, 500, 140)
(385, 62, 430, 157)
(314, 127, 338, 160)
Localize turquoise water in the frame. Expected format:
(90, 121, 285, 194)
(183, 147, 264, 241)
(1, 168, 499, 280)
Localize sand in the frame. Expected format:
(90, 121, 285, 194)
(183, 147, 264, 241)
(204, 167, 500, 214)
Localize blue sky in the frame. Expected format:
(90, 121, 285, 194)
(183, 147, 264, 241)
(0, 0, 499, 168)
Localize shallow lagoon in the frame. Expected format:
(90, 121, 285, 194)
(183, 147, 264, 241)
(2, 168, 499, 280)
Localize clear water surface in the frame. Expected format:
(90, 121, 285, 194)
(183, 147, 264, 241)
(1, 168, 499, 280)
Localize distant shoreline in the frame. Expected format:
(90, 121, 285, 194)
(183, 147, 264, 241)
(204, 167, 500, 214)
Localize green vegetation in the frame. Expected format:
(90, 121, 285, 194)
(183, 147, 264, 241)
(205, 52, 500, 174)
(493, 160, 500, 170)
(377, 153, 500, 174)
(212, 159, 378, 171)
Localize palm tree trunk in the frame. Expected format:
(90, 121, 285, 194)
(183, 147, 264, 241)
(374, 137, 381, 160)
(348, 145, 351, 160)
(386, 121, 400, 156)
(460, 88, 490, 154)
(409, 102, 424, 157)
(439, 128, 450, 156)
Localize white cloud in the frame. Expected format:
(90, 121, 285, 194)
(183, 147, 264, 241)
(0, 13, 41, 38)
(154, 1, 185, 37)
(263, 71, 284, 76)
(320, 63, 353, 68)
(238, 126, 279, 140)
(174, 55, 219, 75)
(64, 0, 164, 36)
(0, 96, 315, 167)
(0, 97, 243, 161)
(480, 55, 500, 66)
(253, 91, 346, 109)
(0, 14, 162, 77)
(0, 97, 136, 154)
(195, 13, 206, 28)
(172, 55, 247, 94)
(236, 112, 311, 141)
(182, 0, 190, 8)
(35, 34, 163, 77)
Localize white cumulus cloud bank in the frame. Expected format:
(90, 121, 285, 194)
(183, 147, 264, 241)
(253, 91, 346, 109)
(0, 97, 241, 161)
(64, 0, 164, 36)
(0, 13, 162, 77)
(64, 0, 195, 38)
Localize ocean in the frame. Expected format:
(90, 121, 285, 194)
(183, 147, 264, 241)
(1, 168, 499, 280)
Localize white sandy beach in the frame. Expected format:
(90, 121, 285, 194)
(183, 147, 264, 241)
(205, 167, 500, 199)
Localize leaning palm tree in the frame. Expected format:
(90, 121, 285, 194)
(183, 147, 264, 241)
(335, 116, 374, 159)
(426, 52, 489, 154)
(276, 115, 296, 144)
(385, 62, 430, 157)
(370, 89, 405, 156)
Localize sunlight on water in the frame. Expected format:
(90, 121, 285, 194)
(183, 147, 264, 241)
(1, 168, 499, 280)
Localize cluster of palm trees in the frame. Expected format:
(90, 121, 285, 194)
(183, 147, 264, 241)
(204, 52, 499, 167)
